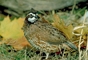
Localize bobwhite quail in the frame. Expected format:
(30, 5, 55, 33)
(22, 9, 77, 59)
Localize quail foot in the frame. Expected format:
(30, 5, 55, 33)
(22, 9, 77, 59)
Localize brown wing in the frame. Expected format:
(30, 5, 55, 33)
(24, 21, 67, 45)
(23, 20, 77, 50)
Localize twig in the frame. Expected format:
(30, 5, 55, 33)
(25, 47, 27, 60)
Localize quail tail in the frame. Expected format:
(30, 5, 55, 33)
(65, 41, 78, 50)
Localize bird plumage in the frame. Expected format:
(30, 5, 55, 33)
(22, 10, 77, 59)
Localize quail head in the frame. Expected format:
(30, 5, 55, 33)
(22, 9, 77, 59)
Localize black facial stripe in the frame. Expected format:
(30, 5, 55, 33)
(29, 15, 34, 18)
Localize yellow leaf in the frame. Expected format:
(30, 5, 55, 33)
(0, 16, 25, 39)
(52, 14, 73, 39)
(5, 36, 32, 50)
(17, 18, 25, 28)
(0, 16, 31, 50)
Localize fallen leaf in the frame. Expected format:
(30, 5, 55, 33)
(0, 16, 31, 50)
(52, 14, 73, 40)
(5, 36, 32, 50)
(0, 16, 24, 39)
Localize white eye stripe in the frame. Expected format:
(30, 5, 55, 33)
(27, 13, 36, 17)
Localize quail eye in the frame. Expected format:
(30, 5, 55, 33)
(29, 14, 34, 18)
